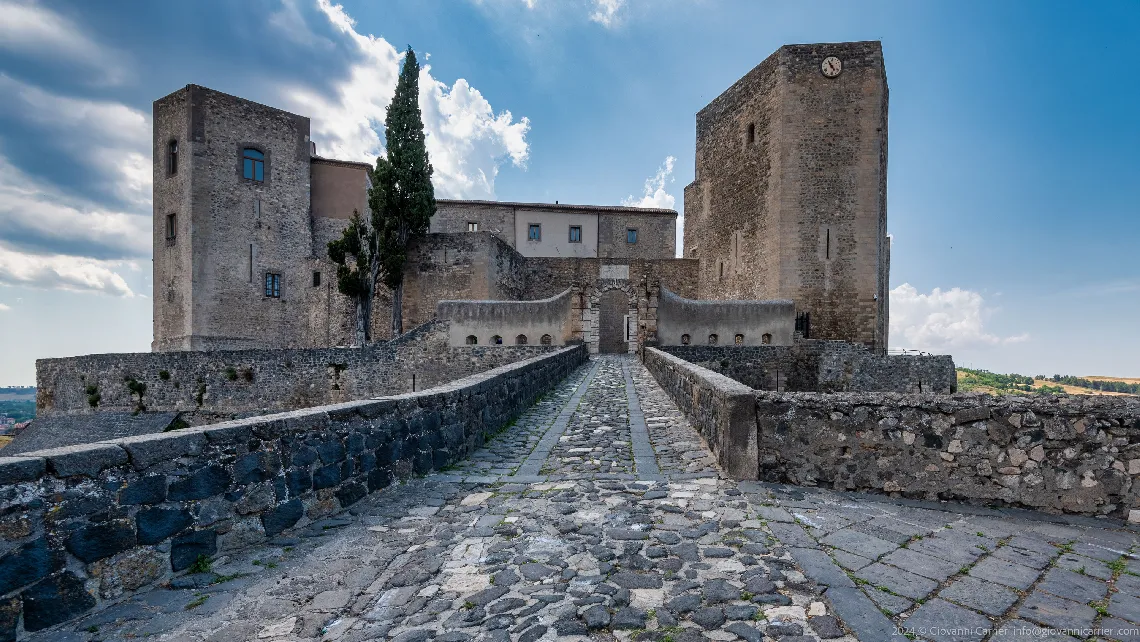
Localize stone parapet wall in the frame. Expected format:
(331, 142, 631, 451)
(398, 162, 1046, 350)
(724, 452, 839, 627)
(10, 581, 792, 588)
(0, 345, 586, 636)
(36, 321, 557, 420)
(642, 348, 759, 479)
(754, 390, 1140, 518)
(660, 341, 955, 393)
(437, 289, 575, 347)
(644, 347, 1140, 519)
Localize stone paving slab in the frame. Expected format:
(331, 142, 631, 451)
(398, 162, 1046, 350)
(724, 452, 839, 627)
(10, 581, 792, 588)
(27, 355, 1140, 642)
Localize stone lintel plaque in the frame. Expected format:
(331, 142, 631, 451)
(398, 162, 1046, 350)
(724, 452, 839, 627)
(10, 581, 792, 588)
(599, 264, 629, 280)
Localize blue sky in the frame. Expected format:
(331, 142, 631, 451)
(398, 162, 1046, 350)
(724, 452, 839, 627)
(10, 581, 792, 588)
(0, 0, 1137, 384)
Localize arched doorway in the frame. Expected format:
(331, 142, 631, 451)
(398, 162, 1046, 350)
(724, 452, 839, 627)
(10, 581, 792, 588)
(598, 289, 629, 354)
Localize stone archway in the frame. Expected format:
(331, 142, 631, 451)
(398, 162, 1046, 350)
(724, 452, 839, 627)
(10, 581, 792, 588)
(598, 290, 628, 354)
(584, 280, 638, 355)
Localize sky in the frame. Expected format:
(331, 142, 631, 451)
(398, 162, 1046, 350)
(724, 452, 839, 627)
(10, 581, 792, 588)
(0, 0, 1137, 384)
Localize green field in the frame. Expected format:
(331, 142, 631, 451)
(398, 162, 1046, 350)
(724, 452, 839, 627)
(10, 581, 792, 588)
(0, 400, 35, 422)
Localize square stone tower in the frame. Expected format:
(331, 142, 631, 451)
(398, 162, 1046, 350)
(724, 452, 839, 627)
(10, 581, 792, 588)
(683, 41, 889, 352)
(152, 85, 314, 351)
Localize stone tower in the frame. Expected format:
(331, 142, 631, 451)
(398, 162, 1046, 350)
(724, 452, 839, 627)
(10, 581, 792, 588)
(151, 85, 314, 351)
(683, 41, 889, 352)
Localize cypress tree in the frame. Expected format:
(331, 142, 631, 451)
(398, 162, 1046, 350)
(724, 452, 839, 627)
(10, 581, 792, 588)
(377, 46, 436, 336)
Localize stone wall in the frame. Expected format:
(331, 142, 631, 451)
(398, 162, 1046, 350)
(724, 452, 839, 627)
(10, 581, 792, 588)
(36, 322, 557, 421)
(660, 342, 956, 393)
(753, 391, 1140, 518)
(641, 348, 759, 479)
(437, 289, 575, 347)
(644, 347, 1140, 519)
(0, 345, 586, 636)
(655, 288, 795, 348)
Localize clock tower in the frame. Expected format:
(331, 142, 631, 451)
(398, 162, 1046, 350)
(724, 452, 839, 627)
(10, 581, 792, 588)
(682, 41, 889, 352)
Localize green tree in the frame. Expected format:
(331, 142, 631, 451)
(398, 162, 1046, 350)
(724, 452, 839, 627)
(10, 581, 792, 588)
(375, 46, 436, 336)
(327, 46, 435, 343)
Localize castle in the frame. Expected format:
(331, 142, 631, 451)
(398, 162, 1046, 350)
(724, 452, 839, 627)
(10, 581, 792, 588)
(151, 41, 890, 358)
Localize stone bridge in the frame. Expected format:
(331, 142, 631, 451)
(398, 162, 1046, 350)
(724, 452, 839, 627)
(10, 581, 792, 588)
(3, 354, 1140, 641)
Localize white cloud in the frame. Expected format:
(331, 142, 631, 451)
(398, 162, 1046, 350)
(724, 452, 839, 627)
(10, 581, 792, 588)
(278, 0, 530, 199)
(0, 244, 136, 297)
(0, 74, 152, 208)
(0, 303, 9, 311)
(0, 0, 131, 85)
(0, 151, 150, 260)
(623, 156, 677, 210)
(889, 283, 1028, 352)
(589, 0, 624, 27)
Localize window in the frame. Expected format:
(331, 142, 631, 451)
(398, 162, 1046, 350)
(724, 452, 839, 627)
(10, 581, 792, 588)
(243, 148, 265, 182)
(492, 335, 503, 345)
(826, 227, 831, 260)
(626, 228, 638, 244)
(465, 335, 478, 345)
(735, 334, 744, 345)
(708, 333, 718, 345)
(747, 123, 755, 144)
(168, 140, 178, 175)
(528, 224, 541, 241)
(264, 272, 281, 298)
(467, 221, 478, 232)
(681, 334, 691, 345)
(312, 271, 321, 287)
(540, 334, 552, 345)
(569, 225, 582, 243)
(516, 334, 528, 345)
(719, 262, 724, 280)
(762, 333, 772, 345)
(165, 213, 177, 245)
(255, 199, 261, 219)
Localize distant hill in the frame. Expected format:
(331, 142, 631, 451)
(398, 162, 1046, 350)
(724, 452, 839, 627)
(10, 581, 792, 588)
(0, 386, 35, 401)
(957, 369, 1136, 396)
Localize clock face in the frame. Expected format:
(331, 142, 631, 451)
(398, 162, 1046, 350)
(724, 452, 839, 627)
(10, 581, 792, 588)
(821, 56, 842, 78)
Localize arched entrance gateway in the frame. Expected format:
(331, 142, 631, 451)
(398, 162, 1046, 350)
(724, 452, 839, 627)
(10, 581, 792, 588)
(598, 290, 629, 354)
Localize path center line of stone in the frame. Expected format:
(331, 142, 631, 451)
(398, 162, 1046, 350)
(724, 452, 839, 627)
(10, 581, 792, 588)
(513, 358, 601, 478)
(622, 357, 662, 480)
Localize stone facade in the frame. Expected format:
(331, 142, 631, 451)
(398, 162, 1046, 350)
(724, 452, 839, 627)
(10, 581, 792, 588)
(0, 346, 586, 636)
(655, 288, 795, 348)
(684, 42, 890, 351)
(36, 321, 559, 421)
(437, 289, 575, 348)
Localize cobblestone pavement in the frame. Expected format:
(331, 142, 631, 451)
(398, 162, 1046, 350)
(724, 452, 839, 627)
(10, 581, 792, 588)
(35, 357, 1140, 642)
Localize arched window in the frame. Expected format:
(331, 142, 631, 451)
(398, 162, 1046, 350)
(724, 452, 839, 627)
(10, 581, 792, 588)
(242, 148, 264, 182)
(708, 334, 718, 345)
(734, 334, 744, 345)
(516, 334, 527, 345)
(540, 334, 552, 345)
(168, 140, 179, 175)
(492, 335, 503, 345)
(465, 335, 477, 345)
(762, 333, 772, 345)
(681, 334, 691, 345)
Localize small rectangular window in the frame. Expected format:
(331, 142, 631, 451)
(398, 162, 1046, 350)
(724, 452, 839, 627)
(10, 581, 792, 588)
(626, 228, 638, 244)
(165, 213, 177, 245)
(168, 140, 178, 175)
(569, 225, 582, 243)
(467, 221, 478, 232)
(254, 199, 261, 219)
(312, 271, 321, 287)
(528, 224, 541, 241)
(747, 123, 755, 144)
(265, 273, 281, 298)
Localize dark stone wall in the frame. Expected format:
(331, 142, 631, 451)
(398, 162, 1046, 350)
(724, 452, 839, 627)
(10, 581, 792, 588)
(644, 347, 1140, 520)
(36, 321, 558, 421)
(660, 341, 955, 394)
(1, 345, 586, 636)
(754, 390, 1140, 519)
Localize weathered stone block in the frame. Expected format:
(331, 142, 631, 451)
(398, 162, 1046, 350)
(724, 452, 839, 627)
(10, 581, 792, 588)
(119, 431, 206, 470)
(317, 440, 346, 464)
(954, 407, 991, 424)
(168, 464, 232, 501)
(119, 475, 168, 505)
(170, 530, 217, 571)
(334, 482, 366, 507)
(65, 519, 137, 563)
(313, 463, 342, 489)
(136, 508, 193, 544)
(0, 456, 44, 484)
(32, 443, 128, 477)
(0, 539, 61, 596)
(20, 572, 96, 632)
(235, 482, 276, 515)
(0, 596, 18, 642)
(233, 451, 281, 484)
(286, 468, 312, 496)
(261, 499, 303, 537)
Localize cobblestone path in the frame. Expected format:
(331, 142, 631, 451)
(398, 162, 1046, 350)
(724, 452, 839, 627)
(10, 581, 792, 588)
(38, 357, 1140, 642)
